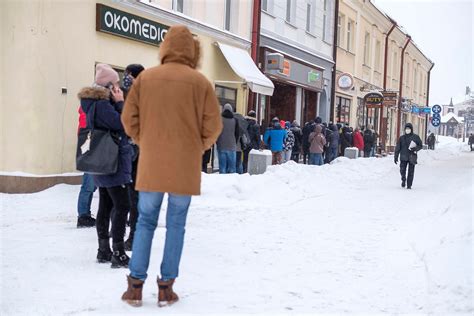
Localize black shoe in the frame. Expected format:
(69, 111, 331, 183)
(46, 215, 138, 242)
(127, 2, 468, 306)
(77, 215, 96, 228)
(124, 237, 133, 252)
(407, 186, 412, 189)
(401, 180, 406, 188)
(111, 242, 130, 268)
(97, 238, 112, 263)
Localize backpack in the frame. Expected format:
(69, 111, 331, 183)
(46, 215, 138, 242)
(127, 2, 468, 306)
(235, 118, 251, 150)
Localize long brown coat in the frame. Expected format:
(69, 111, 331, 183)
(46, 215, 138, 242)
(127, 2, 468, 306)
(122, 26, 222, 195)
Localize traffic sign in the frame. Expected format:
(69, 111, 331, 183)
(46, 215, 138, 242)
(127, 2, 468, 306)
(432, 113, 441, 120)
(431, 117, 441, 127)
(432, 104, 442, 114)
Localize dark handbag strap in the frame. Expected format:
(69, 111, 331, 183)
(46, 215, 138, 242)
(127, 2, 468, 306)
(86, 102, 97, 130)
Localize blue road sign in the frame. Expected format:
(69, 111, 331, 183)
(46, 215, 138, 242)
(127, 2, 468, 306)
(432, 113, 441, 120)
(432, 117, 441, 127)
(432, 104, 442, 114)
(421, 107, 431, 114)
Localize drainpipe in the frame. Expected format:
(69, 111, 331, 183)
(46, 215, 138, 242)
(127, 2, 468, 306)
(330, 0, 340, 123)
(249, 0, 262, 114)
(396, 35, 411, 139)
(381, 20, 397, 151)
(424, 62, 435, 141)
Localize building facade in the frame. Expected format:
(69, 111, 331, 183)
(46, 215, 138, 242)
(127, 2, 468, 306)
(334, 0, 433, 152)
(258, 0, 336, 126)
(1, 0, 273, 191)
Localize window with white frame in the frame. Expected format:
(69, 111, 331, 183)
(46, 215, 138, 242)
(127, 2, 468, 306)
(286, 0, 295, 24)
(347, 19, 354, 51)
(262, 0, 268, 12)
(363, 32, 371, 65)
(224, 0, 232, 31)
(337, 15, 344, 47)
(172, 0, 184, 13)
(323, 0, 329, 41)
(374, 40, 381, 70)
(306, 3, 313, 33)
(392, 50, 398, 79)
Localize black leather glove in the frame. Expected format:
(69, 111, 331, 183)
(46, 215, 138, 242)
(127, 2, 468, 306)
(394, 158, 398, 165)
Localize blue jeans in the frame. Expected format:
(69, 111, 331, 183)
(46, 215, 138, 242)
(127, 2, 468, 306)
(130, 192, 191, 281)
(309, 153, 324, 166)
(77, 173, 96, 216)
(218, 150, 236, 174)
(327, 147, 338, 162)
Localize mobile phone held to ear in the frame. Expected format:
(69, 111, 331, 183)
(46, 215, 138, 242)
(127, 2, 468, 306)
(106, 82, 114, 91)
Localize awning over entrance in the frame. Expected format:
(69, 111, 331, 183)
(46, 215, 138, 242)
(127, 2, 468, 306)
(217, 42, 274, 96)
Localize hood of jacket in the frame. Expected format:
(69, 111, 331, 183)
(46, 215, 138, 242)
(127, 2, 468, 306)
(315, 124, 323, 134)
(405, 123, 414, 133)
(77, 86, 110, 101)
(159, 26, 200, 69)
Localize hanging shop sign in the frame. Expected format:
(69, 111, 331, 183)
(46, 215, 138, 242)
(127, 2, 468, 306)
(382, 91, 398, 107)
(364, 92, 383, 109)
(265, 51, 324, 90)
(337, 73, 354, 90)
(96, 4, 169, 47)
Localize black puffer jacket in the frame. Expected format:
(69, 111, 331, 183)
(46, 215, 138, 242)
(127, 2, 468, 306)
(395, 123, 423, 162)
(246, 118, 261, 150)
(290, 125, 303, 153)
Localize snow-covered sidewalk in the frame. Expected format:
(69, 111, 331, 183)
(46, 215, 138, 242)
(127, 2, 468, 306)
(1, 137, 472, 315)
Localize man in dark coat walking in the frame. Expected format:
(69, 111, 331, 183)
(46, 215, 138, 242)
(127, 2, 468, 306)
(394, 123, 423, 189)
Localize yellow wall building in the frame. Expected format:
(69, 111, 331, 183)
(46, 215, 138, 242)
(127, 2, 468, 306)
(1, 0, 265, 191)
(334, 0, 433, 151)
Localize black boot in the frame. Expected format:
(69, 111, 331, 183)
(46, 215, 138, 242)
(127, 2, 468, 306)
(77, 215, 96, 228)
(111, 242, 130, 268)
(97, 238, 112, 263)
(124, 236, 133, 252)
(401, 180, 406, 188)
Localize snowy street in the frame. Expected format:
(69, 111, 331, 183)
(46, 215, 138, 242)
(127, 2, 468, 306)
(1, 137, 472, 315)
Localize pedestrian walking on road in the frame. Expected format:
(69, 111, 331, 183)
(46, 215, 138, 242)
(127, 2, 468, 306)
(79, 63, 133, 268)
(468, 133, 473, 151)
(394, 123, 423, 189)
(121, 25, 222, 308)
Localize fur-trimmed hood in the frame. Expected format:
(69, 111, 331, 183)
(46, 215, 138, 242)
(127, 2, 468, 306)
(77, 86, 110, 100)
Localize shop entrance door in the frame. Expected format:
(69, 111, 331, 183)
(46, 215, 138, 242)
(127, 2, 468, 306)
(269, 81, 296, 122)
(303, 89, 318, 124)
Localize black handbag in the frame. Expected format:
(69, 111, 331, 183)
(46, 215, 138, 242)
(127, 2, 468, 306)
(76, 102, 119, 175)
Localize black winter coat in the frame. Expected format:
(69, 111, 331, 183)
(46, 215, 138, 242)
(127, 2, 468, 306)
(395, 132, 423, 163)
(246, 118, 261, 150)
(302, 123, 315, 153)
(363, 130, 375, 151)
(79, 86, 132, 188)
(290, 126, 303, 153)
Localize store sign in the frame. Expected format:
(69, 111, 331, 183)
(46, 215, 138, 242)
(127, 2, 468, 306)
(364, 92, 383, 108)
(412, 106, 420, 114)
(96, 4, 169, 46)
(308, 70, 320, 83)
(337, 73, 354, 90)
(421, 107, 431, 114)
(265, 53, 323, 90)
(382, 91, 398, 107)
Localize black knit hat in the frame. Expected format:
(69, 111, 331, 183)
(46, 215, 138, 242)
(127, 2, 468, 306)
(248, 110, 256, 118)
(125, 64, 145, 78)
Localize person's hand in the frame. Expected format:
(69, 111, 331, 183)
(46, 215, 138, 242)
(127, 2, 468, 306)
(394, 158, 398, 165)
(111, 87, 124, 102)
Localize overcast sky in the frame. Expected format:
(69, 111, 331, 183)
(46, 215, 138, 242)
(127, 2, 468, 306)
(373, 0, 473, 106)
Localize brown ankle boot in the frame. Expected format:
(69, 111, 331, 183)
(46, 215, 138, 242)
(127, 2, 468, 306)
(157, 278, 179, 307)
(121, 275, 144, 307)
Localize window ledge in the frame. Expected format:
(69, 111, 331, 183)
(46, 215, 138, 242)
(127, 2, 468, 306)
(374, 70, 382, 75)
(285, 21, 298, 29)
(363, 63, 371, 69)
(305, 31, 317, 38)
(322, 39, 333, 46)
(262, 10, 276, 19)
(337, 46, 355, 56)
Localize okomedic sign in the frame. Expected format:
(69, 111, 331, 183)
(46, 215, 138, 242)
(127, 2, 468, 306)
(96, 4, 169, 46)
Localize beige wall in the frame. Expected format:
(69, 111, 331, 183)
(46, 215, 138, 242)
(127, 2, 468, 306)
(1, 0, 245, 175)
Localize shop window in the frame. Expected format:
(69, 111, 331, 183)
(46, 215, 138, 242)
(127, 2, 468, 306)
(336, 96, 351, 124)
(172, 0, 184, 13)
(215, 85, 237, 112)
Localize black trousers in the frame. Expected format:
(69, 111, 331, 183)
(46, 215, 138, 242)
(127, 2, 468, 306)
(291, 152, 300, 163)
(96, 185, 130, 243)
(243, 149, 251, 174)
(127, 158, 139, 239)
(400, 160, 416, 187)
(202, 149, 212, 173)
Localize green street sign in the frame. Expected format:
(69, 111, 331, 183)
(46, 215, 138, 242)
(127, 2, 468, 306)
(96, 4, 169, 47)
